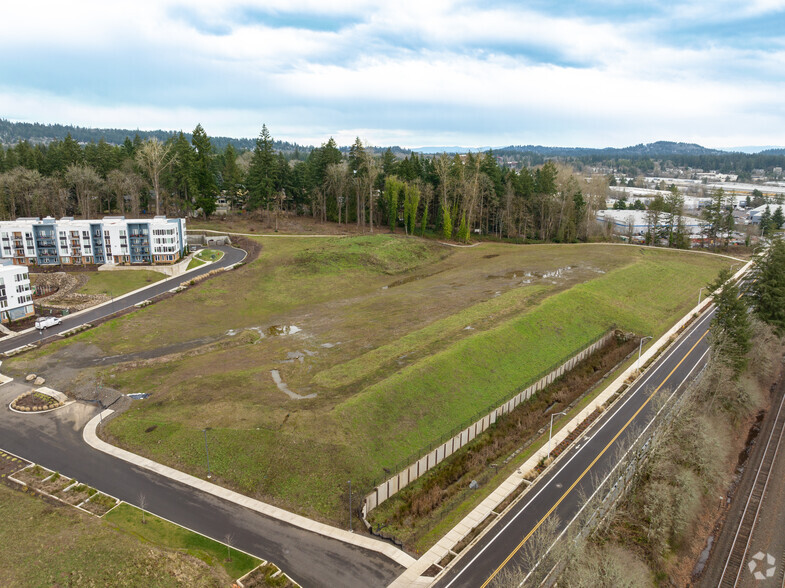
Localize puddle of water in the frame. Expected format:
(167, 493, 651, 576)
(127, 393, 150, 400)
(487, 266, 574, 281)
(267, 325, 301, 336)
(691, 535, 714, 578)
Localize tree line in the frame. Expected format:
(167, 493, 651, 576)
(0, 125, 612, 243)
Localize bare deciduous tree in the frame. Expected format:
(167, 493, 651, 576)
(135, 138, 174, 216)
(64, 164, 102, 219)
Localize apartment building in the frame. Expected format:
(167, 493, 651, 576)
(0, 216, 186, 267)
(0, 260, 33, 323)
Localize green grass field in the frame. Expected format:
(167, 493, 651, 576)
(188, 249, 224, 270)
(8, 236, 735, 524)
(105, 503, 260, 579)
(0, 485, 232, 587)
(77, 269, 166, 296)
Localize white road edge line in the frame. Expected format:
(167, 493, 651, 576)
(440, 309, 715, 588)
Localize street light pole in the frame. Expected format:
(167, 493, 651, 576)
(637, 336, 653, 371)
(547, 411, 568, 460)
(698, 286, 707, 305)
(202, 428, 211, 479)
(348, 480, 352, 532)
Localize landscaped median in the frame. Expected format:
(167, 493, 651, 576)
(9, 386, 69, 413)
(9, 463, 119, 516)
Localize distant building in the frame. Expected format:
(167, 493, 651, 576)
(0, 260, 33, 323)
(595, 209, 710, 245)
(748, 204, 785, 226)
(0, 216, 187, 267)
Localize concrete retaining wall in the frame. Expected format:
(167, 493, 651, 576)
(363, 330, 615, 516)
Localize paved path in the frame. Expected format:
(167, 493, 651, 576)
(0, 244, 246, 356)
(0, 381, 408, 586)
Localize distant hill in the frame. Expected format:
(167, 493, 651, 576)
(0, 119, 419, 157)
(759, 147, 785, 156)
(491, 141, 727, 158)
(0, 120, 736, 160)
(0, 118, 303, 153)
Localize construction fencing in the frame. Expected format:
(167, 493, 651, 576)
(362, 329, 616, 517)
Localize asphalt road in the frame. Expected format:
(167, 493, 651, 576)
(435, 304, 718, 588)
(0, 384, 404, 587)
(0, 244, 247, 355)
(0, 245, 406, 586)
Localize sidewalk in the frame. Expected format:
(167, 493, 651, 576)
(82, 410, 416, 570)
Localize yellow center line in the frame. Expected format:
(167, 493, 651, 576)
(480, 328, 710, 588)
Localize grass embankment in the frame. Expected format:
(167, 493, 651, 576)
(7, 236, 733, 526)
(0, 485, 233, 587)
(77, 269, 166, 296)
(338, 254, 724, 474)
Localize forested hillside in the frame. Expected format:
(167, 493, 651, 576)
(0, 123, 611, 243)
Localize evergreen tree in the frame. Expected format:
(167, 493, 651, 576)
(457, 213, 469, 243)
(710, 270, 751, 377)
(221, 144, 242, 195)
(751, 239, 785, 334)
(442, 207, 452, 240)
(771, 206, 784, 231)
(381, 148, 398, 177)
(165, 132, 196, 211)
(191, 124, 217, 219)
(246, 125, 278, 211)
(760, 205, 772, 236)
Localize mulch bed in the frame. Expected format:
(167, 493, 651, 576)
(12, 392, 61, 411)
(12, 465, 53, 486)
(36, 474, 73, 495)
(60, 484, 95, 506)
(241, 563, 296, 588)
(0, 454, 29, 477)
(80, 493, 118, 515)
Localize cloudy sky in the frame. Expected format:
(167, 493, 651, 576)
(2, 0, 784, 149)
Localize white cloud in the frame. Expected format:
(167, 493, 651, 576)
(2, 0, 785, 147)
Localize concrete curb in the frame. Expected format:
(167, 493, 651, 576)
(82, 410, 416, 569)
(390, 261, 753, 586)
